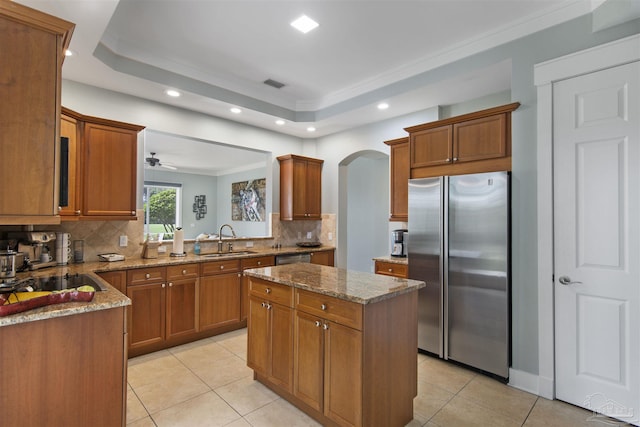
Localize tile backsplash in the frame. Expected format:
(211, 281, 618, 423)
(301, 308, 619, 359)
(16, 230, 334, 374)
(0, 212, 336, 263)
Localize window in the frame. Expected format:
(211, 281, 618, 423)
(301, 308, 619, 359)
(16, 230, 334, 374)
(143, 182, 182, 240)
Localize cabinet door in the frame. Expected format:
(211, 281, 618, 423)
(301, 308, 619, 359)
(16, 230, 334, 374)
(310, 250, 335, 266)
(199, 272, 241, 330)
(97, 270, 126, 293)
(82, 123, 137, 217)
(247, 296, 270, 375)
(324, 321, 363, 427)
(304, 160, 323, 219)
(59, 113, 81, 217)
(453, 113, 507, 162)
(127, 282, 166, 350)
(270, 303, 294, 392)
(410, 125, 452, 168)
(291, 158, 309, 219)
(389, 139, 409, 221)
(167, 279, 198, 339)
(294, 311, 324, 411)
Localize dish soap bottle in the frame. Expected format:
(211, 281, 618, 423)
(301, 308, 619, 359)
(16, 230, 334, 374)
(194, 240, 201, 255)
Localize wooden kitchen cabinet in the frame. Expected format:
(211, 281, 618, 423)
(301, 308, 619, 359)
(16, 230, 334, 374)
(126, 267, 167, 354)
(0, 307, 127, 427)
(199, 259, 241, 331)
(97, 270, 127, 293)
(278, 154, 324, 220)
(406, 102, 519, 178)
(384, 137, 409, 221)
(309, 249, 335, 266)
(59, 108, 144, 220)
(241, 255, 276, 321)
(374, 260, 408, 278)
(247, 279, 294, 392)
(166, 264, 199, 340)
(0, 2, 74, 225)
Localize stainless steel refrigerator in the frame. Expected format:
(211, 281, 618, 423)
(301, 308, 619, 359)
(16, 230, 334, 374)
(408, 171, 510, 379)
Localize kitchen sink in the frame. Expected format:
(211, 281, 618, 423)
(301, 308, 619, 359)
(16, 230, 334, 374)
(201, 251, 256, 258)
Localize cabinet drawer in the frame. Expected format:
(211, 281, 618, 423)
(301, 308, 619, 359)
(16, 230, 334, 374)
(241, 256, 275, 270)
(295, 289, 362, 330)
(375, 261, 408, 278)
(201, 259, 240, 276)
(128, 267, 166, 286)
(249, 278, 293, 307)
(167, 263, 198, 281)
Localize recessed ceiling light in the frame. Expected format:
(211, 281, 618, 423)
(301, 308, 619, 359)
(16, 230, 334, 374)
(307, 126, 316, 132)
(275, 119, 285, 126)
(230, 107, 242, 114)
(377, 102, 389, 110)
(291, 15, 319, 34)
(165, 89, 181, 97)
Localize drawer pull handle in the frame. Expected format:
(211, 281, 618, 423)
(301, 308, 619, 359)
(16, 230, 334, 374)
(321, 303, 327, 311)
(145, 273, 150, 279)
(322, 323, 329, 330)
(265, 288, 271, 294)
(315, 320, 321, 327)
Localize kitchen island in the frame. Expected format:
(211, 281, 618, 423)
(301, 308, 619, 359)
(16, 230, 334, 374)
(244, 263, 425, 427)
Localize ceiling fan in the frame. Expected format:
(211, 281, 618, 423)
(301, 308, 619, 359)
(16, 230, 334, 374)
(145, 152, 176, 170)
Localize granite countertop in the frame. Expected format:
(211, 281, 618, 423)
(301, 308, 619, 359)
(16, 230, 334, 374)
(373, 255, 408, 265)
(244, 263, 425, 305)
(0, 245, 335, 327)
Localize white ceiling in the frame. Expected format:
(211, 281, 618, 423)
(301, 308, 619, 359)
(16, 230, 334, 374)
(17, 0, 595, 171)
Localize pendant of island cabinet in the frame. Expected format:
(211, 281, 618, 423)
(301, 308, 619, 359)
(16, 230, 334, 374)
(0, 2, 74, 225)
(59, 107, 144, 220)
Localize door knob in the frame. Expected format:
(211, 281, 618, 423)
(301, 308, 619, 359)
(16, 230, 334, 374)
(558, 276, 582, 285)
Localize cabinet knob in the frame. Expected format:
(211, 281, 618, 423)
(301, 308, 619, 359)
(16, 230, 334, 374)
(161, 283, 166, 288)
(320, 303, 327, 311)
(57, 206, 62, 211)
(131, 211, 136, 215)
(265, 288, 271, 294)
(388, 268, 393, 272)
(453, 157, 458, 162)
(261, 302, 266, 308)
(220, 265, 224, 270)
(446, 158, 451, 162)
(145, 273, 150, 279)
(182, 269, 187, 275)
(322, 323, 329, 330)
(257, 261, 261, 265)
(75, 210, 81, 215)
(315, 320, 321, 327)
(169, 282, 173, 287)
(266, 303, 272, 310)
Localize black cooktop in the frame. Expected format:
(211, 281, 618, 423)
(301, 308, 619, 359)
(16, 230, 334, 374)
(0, 273, 104, 294)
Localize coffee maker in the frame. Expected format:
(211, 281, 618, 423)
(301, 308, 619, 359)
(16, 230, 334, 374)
(391, 229, 408, 257)
(9, 231, 57, 270)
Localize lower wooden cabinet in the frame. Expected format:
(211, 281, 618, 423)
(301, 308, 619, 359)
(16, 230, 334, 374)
(127, 271, 166, 353)
(247, 279, 295, 392)
(97, 270, 127, 293)
(199, 260, 241, 330)
(310, 249, 335, 266)
(241, 255, 276, 321)
(166, 264, 198, 340)
(374, 260, 408, 278)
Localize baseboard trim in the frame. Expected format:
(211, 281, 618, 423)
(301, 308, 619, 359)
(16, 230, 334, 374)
(508, 368, 554, 398)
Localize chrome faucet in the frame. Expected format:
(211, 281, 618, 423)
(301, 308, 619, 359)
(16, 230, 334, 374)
(218, 224, 236, 253)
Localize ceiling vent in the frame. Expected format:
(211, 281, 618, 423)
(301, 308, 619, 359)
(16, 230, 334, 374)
(264, 79, 285, 89)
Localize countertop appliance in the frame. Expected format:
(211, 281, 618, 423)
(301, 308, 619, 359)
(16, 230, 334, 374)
(391, 229, 408, 257)
(408, 171, 510, 380)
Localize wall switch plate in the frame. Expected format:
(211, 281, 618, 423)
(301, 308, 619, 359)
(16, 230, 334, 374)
(306, 231, 312, 239)
(119, 235, 128, 247)
(328, 232, 333, 241)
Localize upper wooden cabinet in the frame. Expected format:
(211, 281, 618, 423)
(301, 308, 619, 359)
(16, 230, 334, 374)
(278, 154, 323, 220)
(384, 137, 409, 221)
(0, 2, 74, 225)
(405, 102, 519, 178)
(59, 108, 144, 220)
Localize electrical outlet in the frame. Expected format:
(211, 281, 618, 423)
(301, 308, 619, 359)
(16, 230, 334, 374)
(245, 241, 254, 248)
(119, 235, 128, 247)
(306, 231, 312, 239)
(328, 232, 333, 241)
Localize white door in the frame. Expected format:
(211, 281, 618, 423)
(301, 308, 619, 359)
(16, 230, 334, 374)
(554, 61, 640, 425)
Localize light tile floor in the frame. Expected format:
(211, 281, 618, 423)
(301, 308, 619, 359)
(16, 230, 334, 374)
(126, 328, 626, 426)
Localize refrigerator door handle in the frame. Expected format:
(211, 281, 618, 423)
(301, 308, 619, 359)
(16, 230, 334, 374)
(442, 176, 449, 360)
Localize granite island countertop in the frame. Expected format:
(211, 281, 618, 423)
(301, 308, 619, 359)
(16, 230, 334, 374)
(244, 263, 425, 304)
(372, 255, 408, 265)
